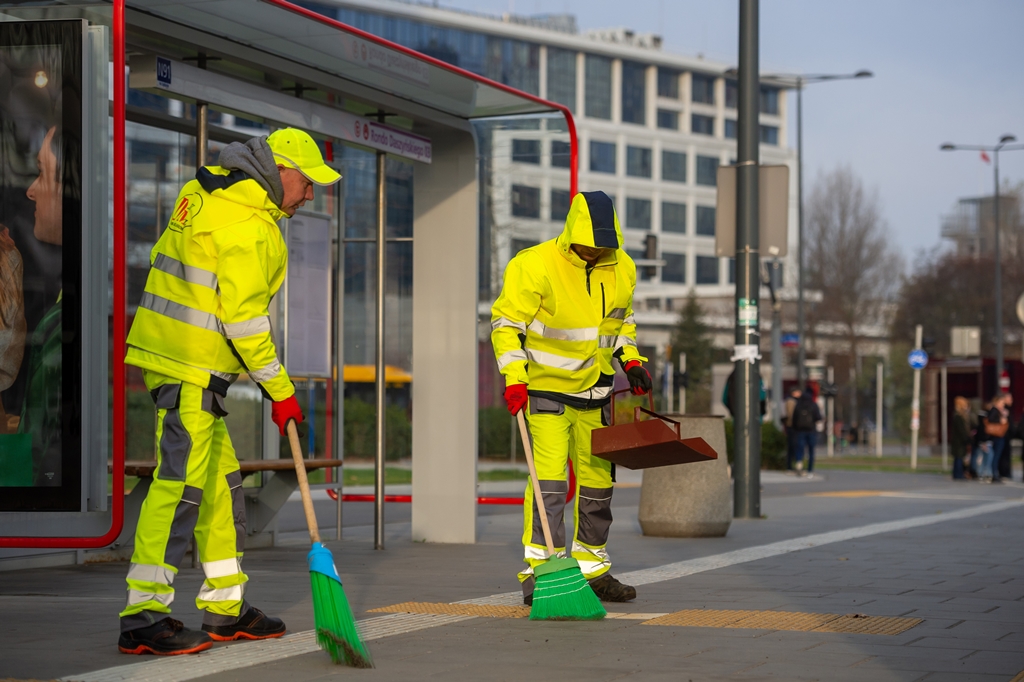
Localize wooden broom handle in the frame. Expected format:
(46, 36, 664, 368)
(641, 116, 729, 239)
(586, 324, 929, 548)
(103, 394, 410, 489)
(517, 411, 555, 556)
(287, 419, 321, 545)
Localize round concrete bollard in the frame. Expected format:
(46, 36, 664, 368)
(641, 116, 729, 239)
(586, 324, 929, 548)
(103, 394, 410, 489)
(638, 414, 731, 538)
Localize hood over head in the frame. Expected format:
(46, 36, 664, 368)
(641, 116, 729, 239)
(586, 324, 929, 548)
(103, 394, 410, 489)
(556, 191, 623, 263)
(197, 136, 284, 209)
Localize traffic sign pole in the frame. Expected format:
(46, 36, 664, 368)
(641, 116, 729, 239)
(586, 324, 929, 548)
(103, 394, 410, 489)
(876, 361, 884, 458)
(827, 366, 835, 458)
(910, 325, 924, 470)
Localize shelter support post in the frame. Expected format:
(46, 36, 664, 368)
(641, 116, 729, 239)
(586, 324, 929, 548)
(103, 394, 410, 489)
(411, 127, 478, 543)
(375, 146, 386, 550)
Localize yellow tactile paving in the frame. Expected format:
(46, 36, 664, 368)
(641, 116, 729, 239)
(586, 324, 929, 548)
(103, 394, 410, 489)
(642, 609, 922, 636)
(807, 490, 885, 498)
(641, 609, 761, 628)
(812, 614, 923, 635)
(368, 602, 531, 619)
(731, 610, 839, 631)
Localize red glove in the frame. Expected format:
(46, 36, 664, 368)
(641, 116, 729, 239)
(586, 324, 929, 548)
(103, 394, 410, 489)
(623, 360, 653, 396)
(504, 384, 528, 415)
(271, 395, 304, 436)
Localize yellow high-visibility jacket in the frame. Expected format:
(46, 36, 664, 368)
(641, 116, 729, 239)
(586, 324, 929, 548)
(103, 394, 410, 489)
(491, 191, 645, 401)
(126, 166, 293, 401)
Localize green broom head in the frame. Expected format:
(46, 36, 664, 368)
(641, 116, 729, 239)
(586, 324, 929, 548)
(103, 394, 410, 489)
(307, 542, 373, 668)
(529, 556, 606, 621)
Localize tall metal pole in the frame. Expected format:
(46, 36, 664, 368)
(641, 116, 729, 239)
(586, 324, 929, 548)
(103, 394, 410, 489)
(875, 361, 883, 458)
(941, 364, 948, 471)
(770, 260, 783, 429)
(733, 0, 761, 519)
(994, 151, 1003, 387)
(192, 89, 208, 571)
(826, 365, 834, 458)
(678, 353, 687, 413)
(374, 143, 387, 550)
(796, 79, 805, 390)
(910, 324, 923, 470)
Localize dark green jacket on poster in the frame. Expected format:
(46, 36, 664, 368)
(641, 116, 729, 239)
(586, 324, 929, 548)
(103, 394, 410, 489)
(18, 294, 61, 486)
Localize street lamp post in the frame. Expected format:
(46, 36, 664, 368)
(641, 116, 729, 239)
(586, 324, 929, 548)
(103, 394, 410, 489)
(941, 136, 1024, 387)
(764, 71, 873, 389)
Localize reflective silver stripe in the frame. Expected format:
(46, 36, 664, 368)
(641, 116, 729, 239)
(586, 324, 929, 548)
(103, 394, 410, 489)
(223, 316, 271, 339)
(599, 335, 617, 348)
(614, 336, 637, 351)
(126, 563, 175, 585)
(127, 588, 174, 607)
(561, 384, 614, 400)
(607, 307, 627, 320)
(197, 584, 244, 603)
(496, 349, 527, 369)
(202, 558, 242, 580)
(527, 319, 598, 342)
(210, 369, 237, 382)
(152, 253, 218, 290)
(491, 317, 526, 333)
(139, 292, 221, 333)
(526, 348, 595, 372)
(624, 314, 635, 325)
(249, 359, 282, 383)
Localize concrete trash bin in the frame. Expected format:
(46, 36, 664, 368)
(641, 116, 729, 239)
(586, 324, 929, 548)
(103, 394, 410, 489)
(637, 414, 731, 538)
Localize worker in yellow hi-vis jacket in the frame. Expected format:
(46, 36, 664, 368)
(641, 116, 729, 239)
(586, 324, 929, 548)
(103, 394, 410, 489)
(117, 128, 340, 656)
(490, 190, 652, 606)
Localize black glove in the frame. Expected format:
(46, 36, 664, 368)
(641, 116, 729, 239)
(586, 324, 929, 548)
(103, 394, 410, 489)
(624, 361, 652, 396)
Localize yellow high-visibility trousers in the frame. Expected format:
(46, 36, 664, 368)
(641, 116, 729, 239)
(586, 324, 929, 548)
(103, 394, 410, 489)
(119, 372, 248, 632)
(519, 397, 614, 590)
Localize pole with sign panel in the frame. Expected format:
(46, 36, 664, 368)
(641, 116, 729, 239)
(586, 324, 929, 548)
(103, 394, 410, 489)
(908, 325, 928, 470)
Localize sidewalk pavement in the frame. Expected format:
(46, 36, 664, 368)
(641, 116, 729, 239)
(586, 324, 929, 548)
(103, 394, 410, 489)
(2, 470, 1024, 682)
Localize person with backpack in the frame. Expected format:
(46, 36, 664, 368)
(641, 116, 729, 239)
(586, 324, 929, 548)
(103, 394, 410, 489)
(791, 389, 822, 477)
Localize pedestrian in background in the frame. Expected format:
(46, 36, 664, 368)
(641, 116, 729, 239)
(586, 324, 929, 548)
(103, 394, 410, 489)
(978, 395, 1007, 483)
(783, 388, 801, 471)
(951, 396, 972, 480)
(791, 389, 822, 477)
(995, 393, 1013, 480)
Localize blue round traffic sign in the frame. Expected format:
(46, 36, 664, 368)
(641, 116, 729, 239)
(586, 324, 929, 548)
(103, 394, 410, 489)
(908, 349, 929, 370)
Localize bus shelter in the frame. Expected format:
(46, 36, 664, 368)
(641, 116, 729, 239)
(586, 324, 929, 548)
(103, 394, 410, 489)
(0, 0, 577, 564)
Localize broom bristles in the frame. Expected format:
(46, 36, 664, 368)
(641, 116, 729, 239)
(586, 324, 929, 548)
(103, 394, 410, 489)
(311, 571, 374, 668)
(529, 558, 606, 621)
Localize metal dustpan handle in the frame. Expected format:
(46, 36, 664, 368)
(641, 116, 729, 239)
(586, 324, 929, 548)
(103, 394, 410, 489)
(609, 388, 653, 426)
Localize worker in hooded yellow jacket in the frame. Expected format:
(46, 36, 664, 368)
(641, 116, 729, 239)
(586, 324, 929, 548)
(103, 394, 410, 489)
(117, 128, 340, 655)
(491, 190, 652, 605)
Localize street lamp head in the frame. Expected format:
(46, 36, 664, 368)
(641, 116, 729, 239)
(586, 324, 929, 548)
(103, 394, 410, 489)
(940, 143, 956, 151)
(1000, 134, 1017, 144)
(854, 70, 873, 78)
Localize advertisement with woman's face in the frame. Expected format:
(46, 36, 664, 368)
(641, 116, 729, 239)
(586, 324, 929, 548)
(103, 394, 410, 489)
(0, 20, 82, 508)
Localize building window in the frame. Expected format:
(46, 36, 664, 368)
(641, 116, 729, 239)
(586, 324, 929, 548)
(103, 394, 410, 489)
(662, 252, 686, 283)
(511, 238, 538, 255)
(656, 109, 679, 130)
(662, 150, 687, 183)
(662, 201, 687, 234)
(551, 140, 571, 168)
(657, 67, 680, 99)
(691, 114, 715, 136)
(511, 185, 541, 218)
(585, 54, 612, 120)
(546, 47, 576, 113)
(696, 206, 716, 236)
(626, 146, 652, 178)
(696, 155, 719, 186)
(691, 73, 715, 104)
(621, 60, 647, 125)
(551, 189, 572, 222)
(725, 79, 738, 109)
(728, 257, 736, 284)
(626, 198, 652, 230)
(512, 139, 541, 164)
(760, 85, 779, 115)
(724, 119, 737, 139)
(626, 249, 652, 281)
(696, 255, 719, 284)
(760, 125, 779, 145)
(589, 140, 616, 174)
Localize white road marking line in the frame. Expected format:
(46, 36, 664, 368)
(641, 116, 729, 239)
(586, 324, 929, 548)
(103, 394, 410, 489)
(62, 497, 1024, 682)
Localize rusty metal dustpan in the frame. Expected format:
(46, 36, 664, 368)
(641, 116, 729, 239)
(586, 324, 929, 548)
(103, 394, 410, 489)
(591, 389, 718, 469)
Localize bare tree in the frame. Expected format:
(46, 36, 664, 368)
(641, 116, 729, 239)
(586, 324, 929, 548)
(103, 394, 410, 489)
(806, 166, 904, 423)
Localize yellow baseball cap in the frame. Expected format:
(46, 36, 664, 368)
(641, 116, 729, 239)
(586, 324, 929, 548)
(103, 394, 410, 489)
(267, 128, 341, 185)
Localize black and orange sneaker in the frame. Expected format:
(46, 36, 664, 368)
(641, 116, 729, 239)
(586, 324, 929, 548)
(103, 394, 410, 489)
(118, 618, 213, 655)
(201, 606, 286, 641)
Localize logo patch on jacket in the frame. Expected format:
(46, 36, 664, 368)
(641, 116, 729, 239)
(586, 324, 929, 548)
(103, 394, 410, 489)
(168, 193, 203, 232)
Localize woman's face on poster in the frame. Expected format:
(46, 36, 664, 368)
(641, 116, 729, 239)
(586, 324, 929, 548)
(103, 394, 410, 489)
(26, 126, 61, 246)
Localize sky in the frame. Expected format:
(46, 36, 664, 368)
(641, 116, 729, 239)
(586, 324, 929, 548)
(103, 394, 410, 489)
(441, 0, 1024, 265)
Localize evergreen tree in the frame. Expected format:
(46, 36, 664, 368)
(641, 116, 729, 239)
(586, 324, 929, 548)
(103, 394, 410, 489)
(669, 291, 715, 413)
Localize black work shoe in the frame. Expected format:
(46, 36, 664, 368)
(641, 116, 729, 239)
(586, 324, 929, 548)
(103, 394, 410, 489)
(118, 618, 213, 655)
(524, 593, 533, 606)
(589, 573, 636, 602)
(202, 606, 286, 641)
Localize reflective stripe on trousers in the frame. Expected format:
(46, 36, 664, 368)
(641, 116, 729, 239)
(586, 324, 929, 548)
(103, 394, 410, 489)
(518, 398, 614, 582)
(120, 373, 249, 631)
